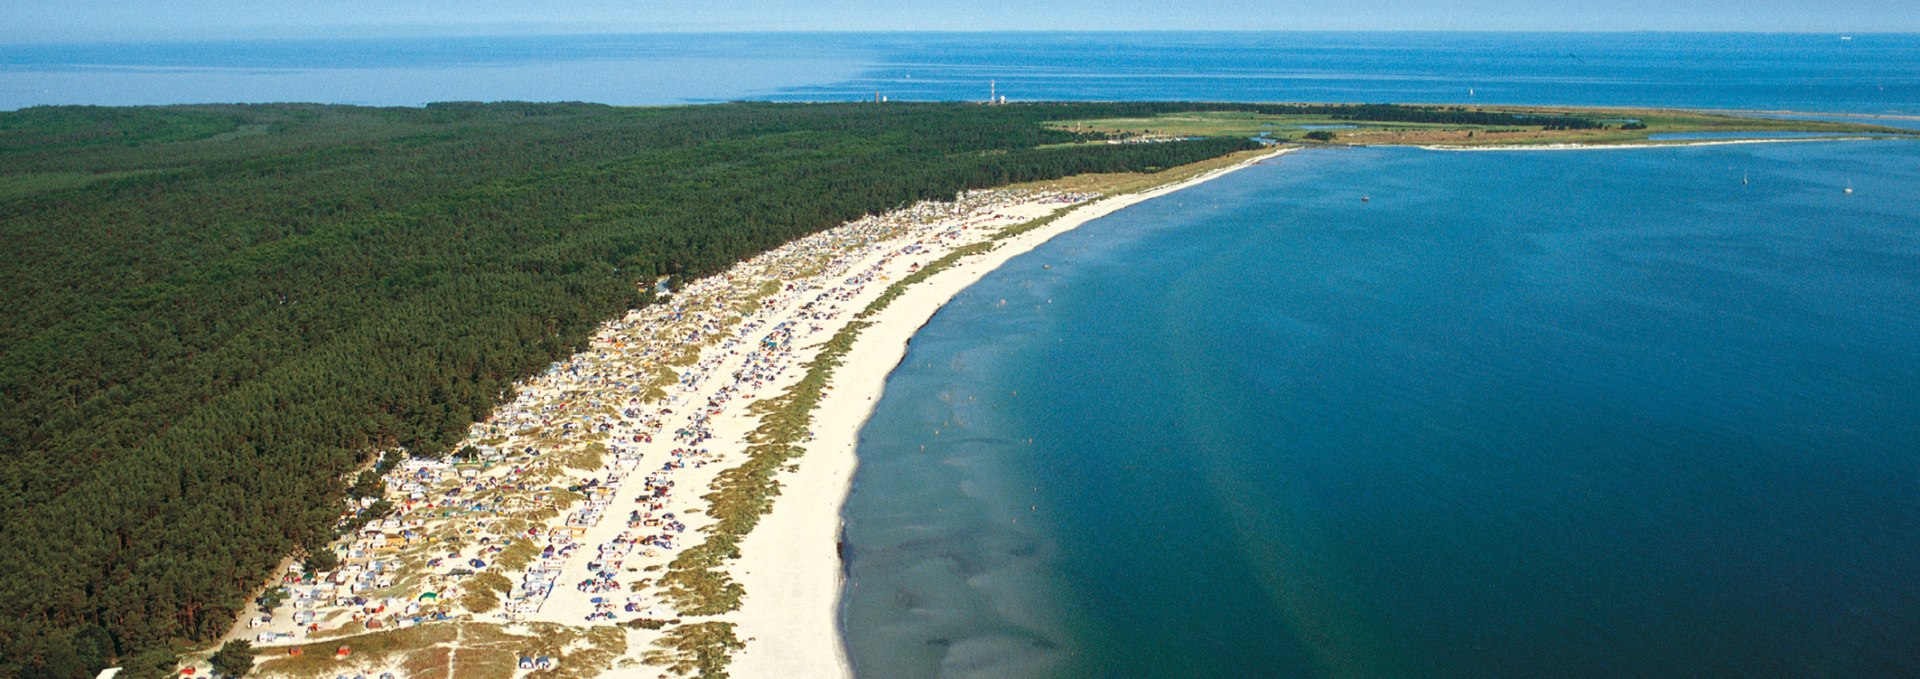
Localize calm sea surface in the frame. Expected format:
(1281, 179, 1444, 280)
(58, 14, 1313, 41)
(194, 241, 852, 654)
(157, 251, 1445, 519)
(842, 141, 1920, 677)
(4, 32, 1920, 113)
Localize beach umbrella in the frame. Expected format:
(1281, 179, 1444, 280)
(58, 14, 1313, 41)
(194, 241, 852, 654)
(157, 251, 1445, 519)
(417, 592, 439, 601)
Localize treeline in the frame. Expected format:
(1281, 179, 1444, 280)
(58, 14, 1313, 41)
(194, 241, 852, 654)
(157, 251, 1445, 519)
(1223, 102, 1608, 129)
(0, 100, 1255, 678)
(1321, 103, 1605, 129)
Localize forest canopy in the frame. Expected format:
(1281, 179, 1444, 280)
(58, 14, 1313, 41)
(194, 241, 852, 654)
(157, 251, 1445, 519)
(0, 100, 1260, 678)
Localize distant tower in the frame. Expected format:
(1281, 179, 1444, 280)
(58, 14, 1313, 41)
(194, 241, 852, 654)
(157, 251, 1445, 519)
(990, 80, 996, 104)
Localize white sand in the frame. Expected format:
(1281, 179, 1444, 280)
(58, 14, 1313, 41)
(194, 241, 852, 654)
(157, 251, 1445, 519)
(726, 147, 1290, 678)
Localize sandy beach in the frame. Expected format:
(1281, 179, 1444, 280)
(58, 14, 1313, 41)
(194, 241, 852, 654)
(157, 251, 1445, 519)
(726, 147, 1289, 678)
(220, 148, 1284, 679)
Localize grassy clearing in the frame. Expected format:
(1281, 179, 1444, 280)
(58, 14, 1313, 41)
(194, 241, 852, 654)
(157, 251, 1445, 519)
(250, 622, 624, 679)
(461, 571, 512, 613)
(494, 536, 540, 572)
(252, 624, 454, 677)
(559, 441, 609, 472)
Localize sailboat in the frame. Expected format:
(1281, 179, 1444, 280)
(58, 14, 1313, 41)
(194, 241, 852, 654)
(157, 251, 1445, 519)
(1742, 171, 1750, 186)
(1844, 180, 1854, 194)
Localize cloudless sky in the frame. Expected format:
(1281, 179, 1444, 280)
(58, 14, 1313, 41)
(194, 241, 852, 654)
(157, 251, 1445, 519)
(7, 0, 1914, 44)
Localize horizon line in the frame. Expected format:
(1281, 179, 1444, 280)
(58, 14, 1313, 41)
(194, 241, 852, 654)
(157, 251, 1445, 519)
(6, 28, 1915, 47)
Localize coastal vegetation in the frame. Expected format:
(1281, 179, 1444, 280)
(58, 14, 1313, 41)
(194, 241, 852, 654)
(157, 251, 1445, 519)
(207, 641, 253, 679)
(243, 621, 625, 679)
(643, 622, 745, 679)
(1054, 104, 1914, 146)
(0, 100, 1257, 678)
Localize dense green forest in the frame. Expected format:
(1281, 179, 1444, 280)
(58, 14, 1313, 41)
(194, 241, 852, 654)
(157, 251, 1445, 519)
(0, 100, 1260, 678)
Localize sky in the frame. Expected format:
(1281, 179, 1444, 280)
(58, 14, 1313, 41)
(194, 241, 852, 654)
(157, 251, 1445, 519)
(6, 0, 1914, 44)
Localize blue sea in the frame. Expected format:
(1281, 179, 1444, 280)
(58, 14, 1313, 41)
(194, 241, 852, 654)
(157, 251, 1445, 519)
(844, 141, 1920, 677)
(4, 32, 1920, 114)
(10, 31, 1920, 678)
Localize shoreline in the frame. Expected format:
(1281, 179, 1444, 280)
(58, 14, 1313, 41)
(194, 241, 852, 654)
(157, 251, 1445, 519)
(217, 147, 1286, 679)
(726, 146, 1292, 678)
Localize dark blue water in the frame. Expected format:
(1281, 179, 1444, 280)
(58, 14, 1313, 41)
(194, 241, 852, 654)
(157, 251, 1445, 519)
(5, 32, 1920, 113)
(842, 140, 1920, 677)
(769, 32, 1920, 114)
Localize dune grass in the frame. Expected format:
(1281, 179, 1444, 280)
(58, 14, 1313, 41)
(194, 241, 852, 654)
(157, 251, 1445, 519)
(250, 622, 624, 679)
(643, 622, 745, 679)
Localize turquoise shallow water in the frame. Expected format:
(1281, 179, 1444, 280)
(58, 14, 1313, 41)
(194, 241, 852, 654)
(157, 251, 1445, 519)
(841, 140, 1920, 677)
